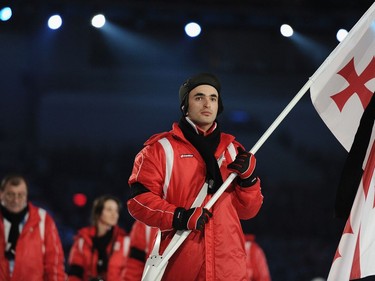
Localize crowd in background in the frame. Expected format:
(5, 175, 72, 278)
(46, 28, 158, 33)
(0, 173, 272, 281)
(0, 141, 343, 280)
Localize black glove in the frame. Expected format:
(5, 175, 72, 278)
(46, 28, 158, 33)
(173, 207, 212, 231)
(227, 147, 257, 187)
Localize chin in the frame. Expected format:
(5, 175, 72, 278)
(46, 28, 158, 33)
(108, 221, 117, 227)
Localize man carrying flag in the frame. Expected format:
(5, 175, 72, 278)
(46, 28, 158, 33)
(310, 2, 375, 280)
(127, 73, 263, 281)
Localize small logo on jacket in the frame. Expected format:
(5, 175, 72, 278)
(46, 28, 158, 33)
(180, 154, 194, 158)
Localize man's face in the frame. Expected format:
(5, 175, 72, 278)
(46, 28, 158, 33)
(0, 181, 28, 213)
(186, 84, 219, 132)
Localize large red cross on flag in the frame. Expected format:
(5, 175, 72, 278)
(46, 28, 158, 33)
(309, 2, 375, 280)
(310, 4, 375, 152)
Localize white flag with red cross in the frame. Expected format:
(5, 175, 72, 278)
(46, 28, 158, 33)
(309, 2, 375, 280)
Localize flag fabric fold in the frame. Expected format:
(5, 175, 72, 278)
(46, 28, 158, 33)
(309, 2, 375, 280)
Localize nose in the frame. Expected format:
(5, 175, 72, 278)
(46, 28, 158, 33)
(13, 196, 23, 203)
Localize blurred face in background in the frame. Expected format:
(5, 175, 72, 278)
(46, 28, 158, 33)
(0, 180, 28, 213)
(98, 199, 119, 227)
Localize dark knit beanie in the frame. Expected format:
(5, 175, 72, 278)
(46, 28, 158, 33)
(178, 73, 224, 115)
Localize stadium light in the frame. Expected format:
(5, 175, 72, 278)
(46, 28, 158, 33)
(92, 14, 106, 28)
(184, 22, 201, 38)
(48, 14, 62, 30)
(280, 24, 294, 37)
(336, 28, 348, 42)
(0, 6, 12, 21)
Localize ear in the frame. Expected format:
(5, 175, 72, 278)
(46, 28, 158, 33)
(181, 105, 189, 116)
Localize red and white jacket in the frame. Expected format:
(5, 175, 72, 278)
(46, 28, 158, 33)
(67, 225, 129, 281)
(128, 122, 264, 281)
(124, 220, 158, 281)
(0, 202, 66, 281)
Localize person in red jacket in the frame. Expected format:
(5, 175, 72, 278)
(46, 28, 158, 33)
(127, 73, 264, 281)
(244, 233, 271, 281)
(67, 195, 129, 281)
(0, 174, 66, 281)
(123, 220, 158, 281)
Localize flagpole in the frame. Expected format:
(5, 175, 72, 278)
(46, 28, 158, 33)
(250, 79, 313, 154)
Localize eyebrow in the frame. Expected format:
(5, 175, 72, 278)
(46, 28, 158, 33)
(193, 92, 218, 98)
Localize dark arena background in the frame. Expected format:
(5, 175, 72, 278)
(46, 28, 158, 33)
(0, 1, 373, 280)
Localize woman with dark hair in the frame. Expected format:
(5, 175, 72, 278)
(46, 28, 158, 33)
(67, 195, 129, 281)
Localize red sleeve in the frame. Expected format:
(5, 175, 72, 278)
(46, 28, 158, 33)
(127, 192, 176, 231)
(67, 237, 85, 281)
(250, 242, 271, 281)
(128, 144, 165, 193)
(107, 233, 129, 281)
(67, 275, 82, 281)
(124, 221, 147, 281)
(43, 214, 67, 281)
(233, 178, 263, 220)
(128, 143, 177, 231)
(124, 224, 159, 281)
(124, 258, 145, 281)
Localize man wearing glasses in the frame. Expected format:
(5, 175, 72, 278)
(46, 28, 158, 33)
(0, 174, 66, 281)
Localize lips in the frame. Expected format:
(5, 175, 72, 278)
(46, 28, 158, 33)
(201, 111, 212, 116)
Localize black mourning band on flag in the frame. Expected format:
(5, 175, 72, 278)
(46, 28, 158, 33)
(334, 92, 375, 219)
